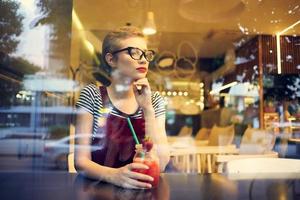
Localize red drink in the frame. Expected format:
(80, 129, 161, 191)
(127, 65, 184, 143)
(133, 159, 160, 187)
(133, 144, 160, 188)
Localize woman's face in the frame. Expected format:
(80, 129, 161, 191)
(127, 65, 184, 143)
(112, 37, 149, 81)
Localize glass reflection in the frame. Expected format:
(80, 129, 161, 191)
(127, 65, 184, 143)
(73, 174, 170, 200)
(0, 0, 299, 173)
(0, 0, 73, 171)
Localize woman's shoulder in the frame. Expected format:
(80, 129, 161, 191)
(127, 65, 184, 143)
(80, 84, 101, 95)
(78, 84, 103, 103)
(81, 83, 98, 92)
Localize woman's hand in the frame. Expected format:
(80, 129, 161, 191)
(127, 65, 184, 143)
(133, 78, 153, 111)
(110, 162, 154, 189)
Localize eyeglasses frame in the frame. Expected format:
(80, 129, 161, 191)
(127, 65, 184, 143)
(111, 47, 155, 62)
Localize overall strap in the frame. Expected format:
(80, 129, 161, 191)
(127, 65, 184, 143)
(99, 86, 110, 110)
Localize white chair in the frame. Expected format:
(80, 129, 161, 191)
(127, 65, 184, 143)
(177, 125, 193, 137)
(215, 128, 278, 173)
(195, 127, 210, 141)
(208, 124, 235, 146)
(226, 158, 300, 174)
(239, 127, 275, 154)
(170, 145, 238, 174)
(170, 124, 237, 174)
(194, 145, 238, 173)
(170, 148, 198, 173)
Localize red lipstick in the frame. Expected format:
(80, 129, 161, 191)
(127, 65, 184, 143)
(136, 67, 147, 73)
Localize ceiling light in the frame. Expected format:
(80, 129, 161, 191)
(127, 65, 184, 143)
(210, 81, 237, 95)
(276, 20, 300, 74)
(143, 11, 157, 35)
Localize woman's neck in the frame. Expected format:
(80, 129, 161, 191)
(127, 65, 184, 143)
(106, 76, 139, 115)
(107, 76, 135, 99)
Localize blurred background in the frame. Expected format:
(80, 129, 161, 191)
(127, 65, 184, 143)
(0, 0, 299, 172)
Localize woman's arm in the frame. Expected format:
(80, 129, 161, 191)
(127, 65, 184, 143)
(74, 108, 153, 189)
(143, 109, 170, 171)
(133, 79, 170, 171)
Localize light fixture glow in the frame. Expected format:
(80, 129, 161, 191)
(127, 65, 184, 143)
(143, 11, 157, 35)
(276, 20, 300, 74)
(210, 81, 238, 95)
(84, 40, 94, 54)
(278, 20, 300, 35)
(276, 34, 281, 74)
(72, 9, 84, 30)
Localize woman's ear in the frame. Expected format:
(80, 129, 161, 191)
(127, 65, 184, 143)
(105, 53, 117, 68)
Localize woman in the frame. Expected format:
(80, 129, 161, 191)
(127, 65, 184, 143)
(75, 26, 170, 189)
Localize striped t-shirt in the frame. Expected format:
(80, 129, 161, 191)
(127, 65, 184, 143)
(76, 84, 165, 136)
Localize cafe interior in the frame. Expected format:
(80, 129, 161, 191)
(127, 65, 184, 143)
(0, 0, 300, 199)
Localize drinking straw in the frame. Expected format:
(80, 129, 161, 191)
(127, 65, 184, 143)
(126, 117, 140, 144)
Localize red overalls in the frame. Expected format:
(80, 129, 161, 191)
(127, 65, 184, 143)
(91, 87, 146, 168)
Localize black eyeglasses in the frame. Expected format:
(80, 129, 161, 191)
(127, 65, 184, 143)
(112, 47, 155, 62)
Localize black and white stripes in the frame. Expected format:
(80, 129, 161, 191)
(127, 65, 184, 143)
(76, 84, 165, 136)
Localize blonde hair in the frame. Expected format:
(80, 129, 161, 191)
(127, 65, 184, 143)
(101, 26, 145, 75)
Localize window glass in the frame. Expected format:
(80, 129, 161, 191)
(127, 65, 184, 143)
(0, 0, 299, 174)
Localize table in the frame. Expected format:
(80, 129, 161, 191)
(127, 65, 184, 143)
(215, 151, 279, 173)
(170, 145, 238, 173)
(1, 171, 299, 200)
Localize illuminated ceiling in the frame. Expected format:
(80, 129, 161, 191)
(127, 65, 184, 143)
(73, 0, 300, 58)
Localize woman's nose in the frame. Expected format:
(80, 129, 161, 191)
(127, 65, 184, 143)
(138, 56, 147, 64)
